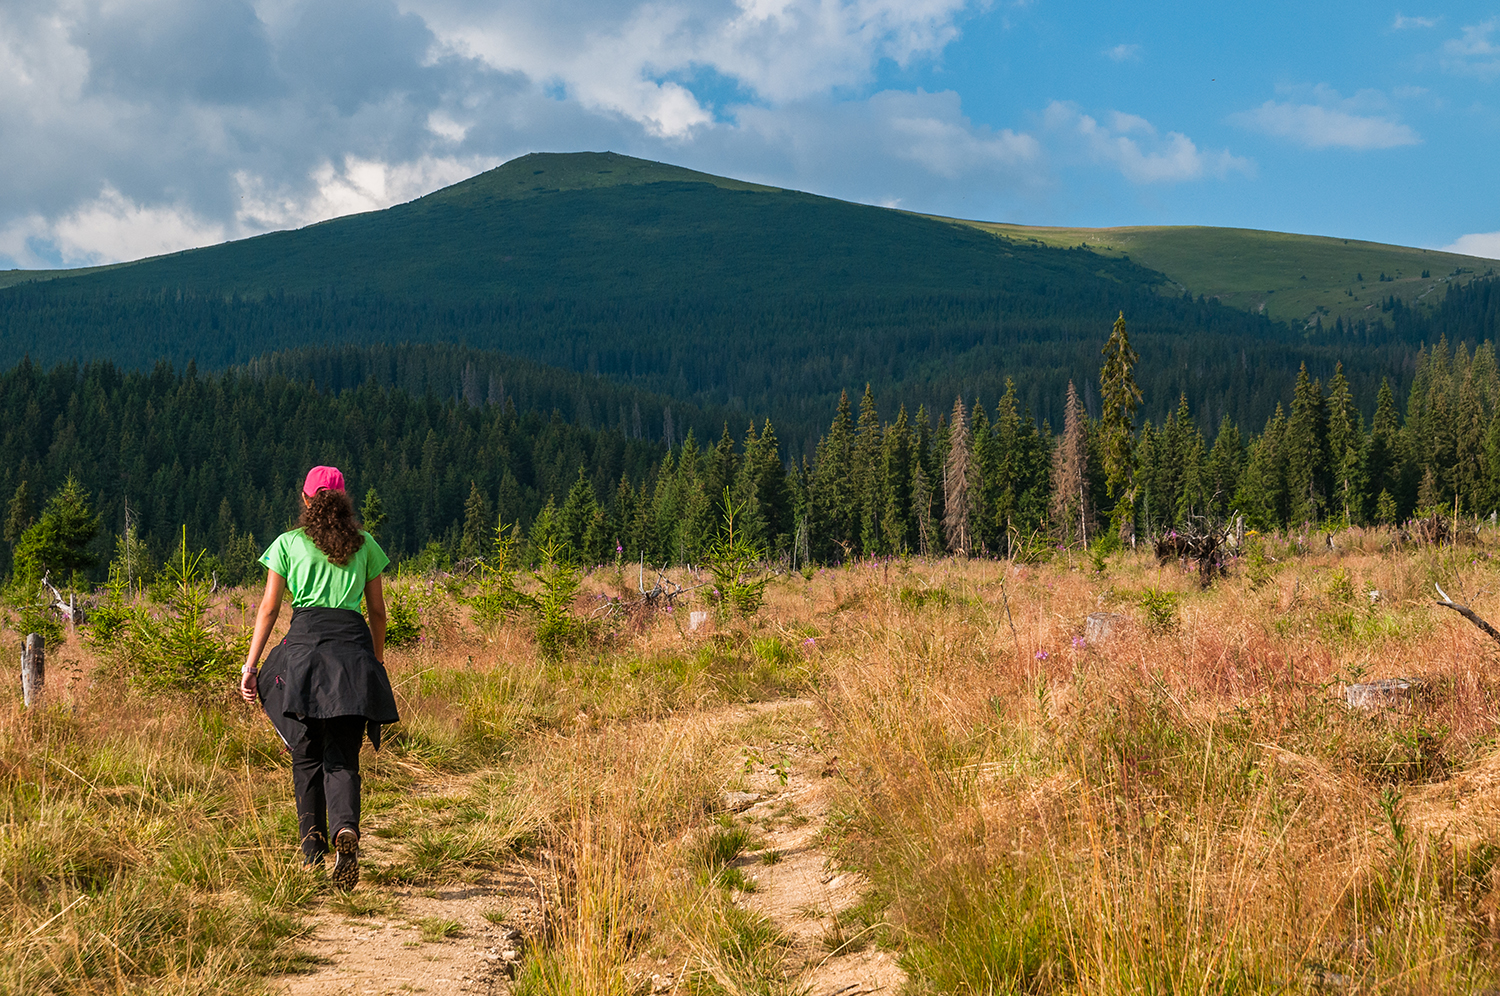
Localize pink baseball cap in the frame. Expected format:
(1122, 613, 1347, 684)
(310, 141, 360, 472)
(303, 466, 346, 496)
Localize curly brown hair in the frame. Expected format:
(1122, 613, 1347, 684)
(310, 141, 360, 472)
(300, 488, 365, 566)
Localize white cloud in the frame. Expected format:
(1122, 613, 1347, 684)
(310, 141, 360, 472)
(408, 0, 972, 136)
(1044, 101, 1251, 184)
(1105, 43, 1140, 62)
(1441, 232, 1500, 260)
(14, 186, 227, 267)
(233, 154, 498, 232)
(715, 89, 1046, 206)
(1393, 13, 1438, 30)
(1442, 18, 1500, 78)
(0, 0, 1252, 269)
(1229, 86, 1420, 149)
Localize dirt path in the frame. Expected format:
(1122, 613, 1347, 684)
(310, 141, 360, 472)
(281, 873, 531, 996)
(722, 704, 906, 996)
(278, 701, 903, 996)
(277, 772, 546, 996)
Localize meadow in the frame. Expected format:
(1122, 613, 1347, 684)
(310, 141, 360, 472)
(7, 532, 1500, 994)
(951, 218, 1494, 327)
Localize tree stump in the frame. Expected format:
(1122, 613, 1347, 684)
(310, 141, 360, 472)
(1344, 678, 1425, 712)
(1084, 612, 1123, 644)
(21, 633, 44, 708)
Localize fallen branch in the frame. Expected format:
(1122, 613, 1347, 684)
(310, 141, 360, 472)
(1434, 583, 1500, 646)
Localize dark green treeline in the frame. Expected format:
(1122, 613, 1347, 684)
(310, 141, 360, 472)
(0, 358, 664, 579)
(8, 333, 1500, 587)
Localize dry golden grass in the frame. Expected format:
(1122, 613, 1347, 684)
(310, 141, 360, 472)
(9, 537, 1500, 993)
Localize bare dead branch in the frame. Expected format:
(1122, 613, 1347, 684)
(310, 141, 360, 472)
(1434, 583, 1500, 647)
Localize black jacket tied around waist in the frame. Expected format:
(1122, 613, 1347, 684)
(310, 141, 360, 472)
(256, 607, 400, 749)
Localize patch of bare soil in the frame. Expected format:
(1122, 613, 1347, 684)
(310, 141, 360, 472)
(280, 873, 533, 996)
(727, 709, 906, 996)
(276, 773, 545, 996)
(279, 701, 905, 996)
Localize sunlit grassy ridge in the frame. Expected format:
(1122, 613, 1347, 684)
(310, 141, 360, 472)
(948, 218, 1498, 326)
(11, 537, 1500, 992)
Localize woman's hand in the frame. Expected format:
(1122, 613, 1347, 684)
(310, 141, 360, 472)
(242, 570, 286, 705)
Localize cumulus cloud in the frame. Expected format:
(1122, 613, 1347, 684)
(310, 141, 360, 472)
(411, 0, 971, 114)
(1229, 86, 1420, 149)
(0, 0, 1009, 266)
(0, 189, 227, 268)
(0, 0, 1256, 268)
(1442, 18, 1500, 78)
(1105, 43, 1141, 62)
(1441, 232, 1500, 260)
(1044, 102, 1251, 184)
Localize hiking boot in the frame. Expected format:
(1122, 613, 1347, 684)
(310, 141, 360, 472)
(331, 827, 359, 890)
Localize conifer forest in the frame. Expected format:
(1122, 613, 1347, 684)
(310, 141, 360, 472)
(6, 303, 1500, 589)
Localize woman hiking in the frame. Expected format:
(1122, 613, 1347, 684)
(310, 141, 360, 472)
(240, 466, 400, 889)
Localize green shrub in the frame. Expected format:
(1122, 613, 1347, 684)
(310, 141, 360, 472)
(118, 529, 247, 690)
(384, 588, 422, 647)
(705, 490, 770, 618)
(468, 521, 535, 634)
(532, 540, 581, 660)
(1138, 586, 1180, 632)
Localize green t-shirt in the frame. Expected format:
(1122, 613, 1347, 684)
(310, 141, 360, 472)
(259, 529, 390, 610)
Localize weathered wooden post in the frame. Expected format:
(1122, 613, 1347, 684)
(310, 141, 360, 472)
(21, 633, 44, 708)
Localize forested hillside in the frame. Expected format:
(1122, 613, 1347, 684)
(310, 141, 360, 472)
(6, 314, 1500, 586)
(0, 152, 1474, 449)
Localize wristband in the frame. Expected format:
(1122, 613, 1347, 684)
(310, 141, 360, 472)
(242, 663, 258, 675)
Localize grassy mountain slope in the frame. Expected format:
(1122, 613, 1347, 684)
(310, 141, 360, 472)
(21, 151, 1155, 301)
(0, 152, 1493, 445)
(949, 220, 1497, 327)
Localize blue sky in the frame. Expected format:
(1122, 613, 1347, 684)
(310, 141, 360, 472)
(1, 0, 1497, 268)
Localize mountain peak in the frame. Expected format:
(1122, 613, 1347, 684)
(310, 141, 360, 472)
(420, 151, 781, 206)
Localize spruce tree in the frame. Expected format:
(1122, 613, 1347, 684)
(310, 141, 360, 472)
(4, 480, 34, 549)
(13, 476, 102, 584)
(738, 419, 792, 554)
(1099, 310, 1142, 542)
(911, 459, 936, 557)
(460, 481, 492, 560)
(558, 468, 599, 562)
(968, 400, 995, 553)
(1325, 365, 1365, 524)
(1283, 365, 1328, 527)
(880, 407, 915, 555)
(809, 391, 857, 560)
(1050, 381, 1089, 547)
(1136, 422, 1158, 535)
(1365, 379, 1400, 514)
(705, 424, 739, 530)
(611, 475, 637, 560)
(1175, 423, 1209, 525)
(943, 397, 973, 556)
(1206, 417, 1245, 519)
(1455, 366, 1486, 514)
(853, 385, 884, 556)
(360, 487, 387, 541)
(1235, 405, 1289, 531)
(991, 381, 1024, 553)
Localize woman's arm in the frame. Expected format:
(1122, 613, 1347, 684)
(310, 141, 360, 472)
(364, 575, 387, 663)
(240, 571, 287, 703)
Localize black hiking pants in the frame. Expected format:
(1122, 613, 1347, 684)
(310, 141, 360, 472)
(288, 715, 365, 864)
